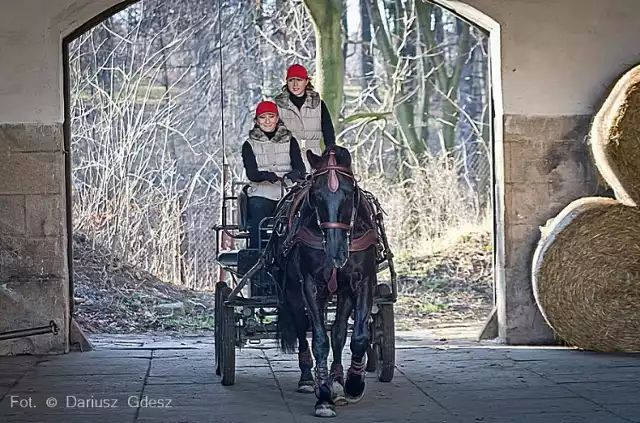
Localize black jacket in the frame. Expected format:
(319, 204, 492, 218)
(242, 129, 306, 183)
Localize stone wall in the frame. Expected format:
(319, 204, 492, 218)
(0, 124, 69, 354)
(499, 115, 604, 343)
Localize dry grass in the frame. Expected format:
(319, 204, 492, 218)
(391, 221, 493, 331)
(358, 155, 494, 331)
(533, 197, 640, 352)
(71, 149, 495, 334)
(73, 232, 215, 334)
(357, 154, 488, 252)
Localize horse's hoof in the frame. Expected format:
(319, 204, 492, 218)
(331, 380, 347, 406)
(298, 380, 315, 394)
(345, 386, 366, 404)
(344, 374, 366, 404)
(315, 403, 336, 418)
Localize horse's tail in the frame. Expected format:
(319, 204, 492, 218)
(276, 296, 298, 354)
(275, 259, 298, 354)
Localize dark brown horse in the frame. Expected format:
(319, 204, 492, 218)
(267, 145, 379, 417)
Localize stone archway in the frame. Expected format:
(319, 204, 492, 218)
(4, 0, 640, 356)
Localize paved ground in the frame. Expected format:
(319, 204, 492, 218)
(0, 329, 639, 423)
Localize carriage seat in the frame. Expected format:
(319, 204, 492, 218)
(237, 184, 249, 231)
(217, 250, 240, 267)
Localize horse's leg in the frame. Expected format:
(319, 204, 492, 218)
(293, 305, 314, 393)
(278, 252, 314, 393)
(329, 290, 353, 406)
(301, 274, 334, 417)
(344, 270, 375, 403)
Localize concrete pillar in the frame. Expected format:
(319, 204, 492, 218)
(0, 125, 69, 354)
(0, 4, 73, 354)
(501, 115, 600, 343)
(0, 0, 136, 355)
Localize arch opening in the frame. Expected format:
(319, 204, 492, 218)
(62, 0, 504, 341)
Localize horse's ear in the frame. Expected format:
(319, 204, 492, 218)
(306, 150, 321, 170)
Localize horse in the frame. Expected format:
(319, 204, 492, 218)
(267, 144, 380, 418)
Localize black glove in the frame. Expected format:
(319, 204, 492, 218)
(284, 170, 302, 182)
(265, 172, 280, 183)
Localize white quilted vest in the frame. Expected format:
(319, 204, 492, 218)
(245, 125, 292, 201)
(275, 89, 323, 172)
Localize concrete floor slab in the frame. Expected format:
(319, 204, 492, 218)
(0, 333, 639, 423)
(559, 381, 640, 406)
(599, 405, 640, 423)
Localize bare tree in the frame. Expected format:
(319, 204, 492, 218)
(69, 0, 493, 289)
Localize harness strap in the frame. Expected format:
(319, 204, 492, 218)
(287, 183, 311, 231)
(328, 267, 338, 293)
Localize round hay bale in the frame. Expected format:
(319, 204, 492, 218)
(590, 64, 640, 206)
(586, 142, 610, 191)
(532, 197, 640, 352)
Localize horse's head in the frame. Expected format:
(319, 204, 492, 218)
(306, 145, 358, 268)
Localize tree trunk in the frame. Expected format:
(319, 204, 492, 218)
(417, 1, 470, 157)
(366, 0, 422, 158)
(415, 2, 435, 155)
(342, 0, 349, 64)
(359, 0, 374, 85)
(303, 0, 344, 142)
(440, 23, 469, 155)
(157, 7, 188, 286)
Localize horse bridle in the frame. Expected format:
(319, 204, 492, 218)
(307, 151, 360, 245)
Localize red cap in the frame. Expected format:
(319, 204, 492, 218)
(255, 101, 278, 117)
(286, 64, 308, 80)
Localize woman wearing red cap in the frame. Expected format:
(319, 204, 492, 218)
(275, 64, 335, 171)
(242, 100, 306, 248)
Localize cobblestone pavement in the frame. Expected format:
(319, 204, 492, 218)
(1, 330, 639, 423)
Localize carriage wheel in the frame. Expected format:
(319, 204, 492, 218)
(374, 303, 395, 382)
(214, 281, 226, 377)
(220, 284, 236, 386)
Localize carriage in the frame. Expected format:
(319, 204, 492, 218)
(212, 161, 397, 388)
